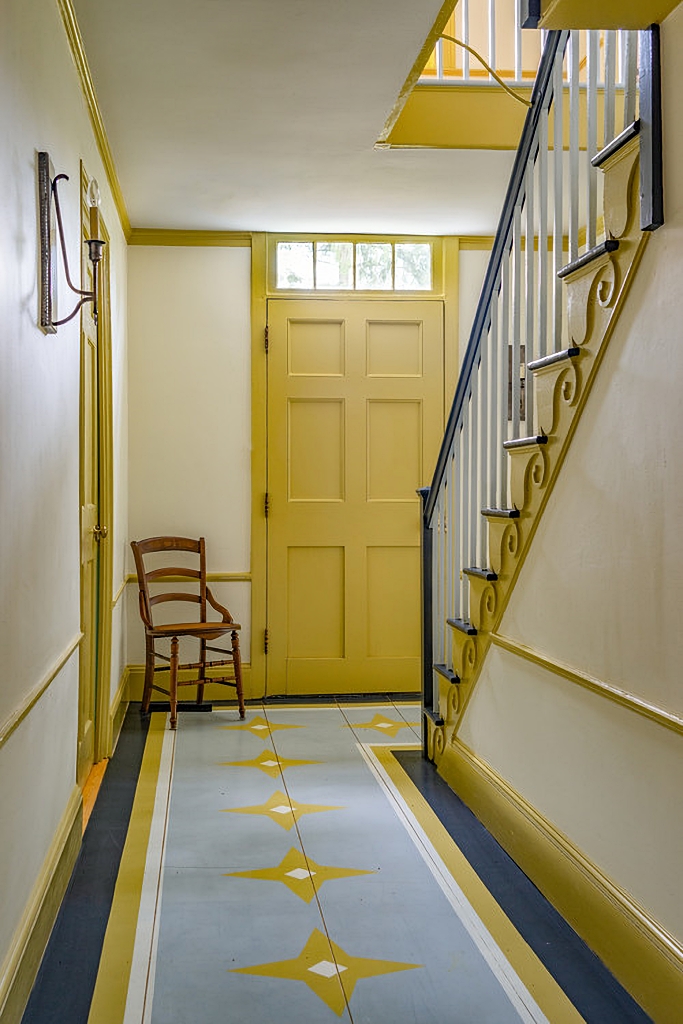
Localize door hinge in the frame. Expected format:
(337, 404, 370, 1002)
(264, 492, 270, 518)
(264, 628, 269, 655)
(265, 325, 269, 353)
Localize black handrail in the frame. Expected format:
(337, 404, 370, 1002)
(424, 30, 568, 525)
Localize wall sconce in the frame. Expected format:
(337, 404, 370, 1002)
(38, 151, 105, 333)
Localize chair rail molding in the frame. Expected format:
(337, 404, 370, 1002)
(0, 633, 83, 751)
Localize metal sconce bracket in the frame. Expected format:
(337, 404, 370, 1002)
(38, 151, 105, 333)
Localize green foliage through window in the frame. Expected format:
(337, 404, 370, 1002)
(275, 241, 432, 291)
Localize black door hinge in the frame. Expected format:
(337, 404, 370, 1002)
(264, 492, 270, 518)
(264, 628, 269, 655)
(265, 325, 269, 353)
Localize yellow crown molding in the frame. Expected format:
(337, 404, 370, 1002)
(0, 786, 82, 1024)
(0, 633, 83, 751)
(459, 236, 496, 250)
(492, 633, 683, 737)
(376, 0, 459, 146)
(438, 739, 683, 1023)
(56, 0, 131, 239)
(539, 0, 680, 30)
(128, 229, 253, 247)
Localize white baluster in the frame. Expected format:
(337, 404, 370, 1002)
(587, 31, 598, 249)
(569, 31, 580, 262)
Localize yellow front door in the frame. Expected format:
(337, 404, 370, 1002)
(267, 298, 444, 695)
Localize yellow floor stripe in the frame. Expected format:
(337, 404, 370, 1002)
(87, 714, 167, 1024)
(373, 745, 587, 1024)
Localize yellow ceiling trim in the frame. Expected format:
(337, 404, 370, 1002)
(56, 0, 131, 239)
(459, 236, 496, 250)
(376, 0, 459, 146)
(128, 229, 253, 247)
(540, 0, 680, 29)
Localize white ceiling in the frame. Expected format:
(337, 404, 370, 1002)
(72, 0, 514, 235)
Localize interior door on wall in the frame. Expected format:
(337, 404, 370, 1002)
(267, 298, 444, 695)
(78, 291, 98, 784)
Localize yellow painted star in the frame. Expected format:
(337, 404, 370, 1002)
(219, 750, 320, 778)
(225, 847, 374, 902)
(347, 713, 419, 737)
(222, 790, 342, 831)
(231, 928, 420, 1016)
(222, 714, 303, 739)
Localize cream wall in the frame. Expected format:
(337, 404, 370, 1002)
(458, 5, 683, 945)
(0, 0, 128, 985)
(458, 247, 491, 364)
(126, 246, 252, 662)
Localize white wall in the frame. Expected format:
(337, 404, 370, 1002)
(458, 5, 683, 945)
(459, 247, 491, 364)
(127, 246, 252, 660)
(0, 0, 128, 974)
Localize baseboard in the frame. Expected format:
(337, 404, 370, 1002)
(110, 667, 130, 753)
(0, 786, 82, 1024)
(126, 663, 253, 704)
(438, 740, 683, 1024)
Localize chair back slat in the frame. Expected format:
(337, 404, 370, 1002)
(131, 536, 209, 628)
(134, 536, 201, 554)
(150, 592, 202, 606)
(145, 567, 201, 582)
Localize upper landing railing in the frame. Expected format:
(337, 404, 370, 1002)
(421, 25, 663, 722)
(422, 0, 645, 99)
(422, 0, 542, 85)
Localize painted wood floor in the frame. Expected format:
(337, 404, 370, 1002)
(22, 703, 653, 1024)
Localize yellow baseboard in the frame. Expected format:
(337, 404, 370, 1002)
(126, 662, 255, 704)
(438, 740, 683, 1024)
(0, 787, 82, 1024)
(110, 667, 130, 752)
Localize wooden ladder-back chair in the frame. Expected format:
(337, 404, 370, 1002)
(131, 536, 245, 729)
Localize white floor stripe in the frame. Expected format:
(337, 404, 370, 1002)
(122, 720, 176, 1024)
(357, 742, 552, 1024)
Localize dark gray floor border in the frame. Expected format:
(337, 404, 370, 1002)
(21, 709, 150, 1024)
(392, 749, 653, 1024)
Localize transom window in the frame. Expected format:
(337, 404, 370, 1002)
(275, 240, 432, 292)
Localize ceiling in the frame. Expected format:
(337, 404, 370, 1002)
(72, 0, 515, 235)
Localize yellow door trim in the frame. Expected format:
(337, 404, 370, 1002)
(250, 234, 268, 699)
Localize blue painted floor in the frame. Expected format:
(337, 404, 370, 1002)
(22, 702, 653, 1024)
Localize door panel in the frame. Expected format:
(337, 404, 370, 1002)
(267, 298, 443, 695)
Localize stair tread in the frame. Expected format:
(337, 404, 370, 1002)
(558, 239, 619, 280)
(463, 567, 498, 581)
(433, 663, 460, 683)
(592, 119, 640, 168)
(481, 507, 520, 519)
(503, 434, 548, 450)
(447, 617, 478, 635)
(528, 347, 580, 372)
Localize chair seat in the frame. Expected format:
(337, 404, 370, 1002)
(147, 621, 241, 638)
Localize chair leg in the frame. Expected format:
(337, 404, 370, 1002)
(232, 630, 246, 719)
(196, 636, 206, 706)
(142, 635, 155, 714)
(169, 635, 179, 730)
